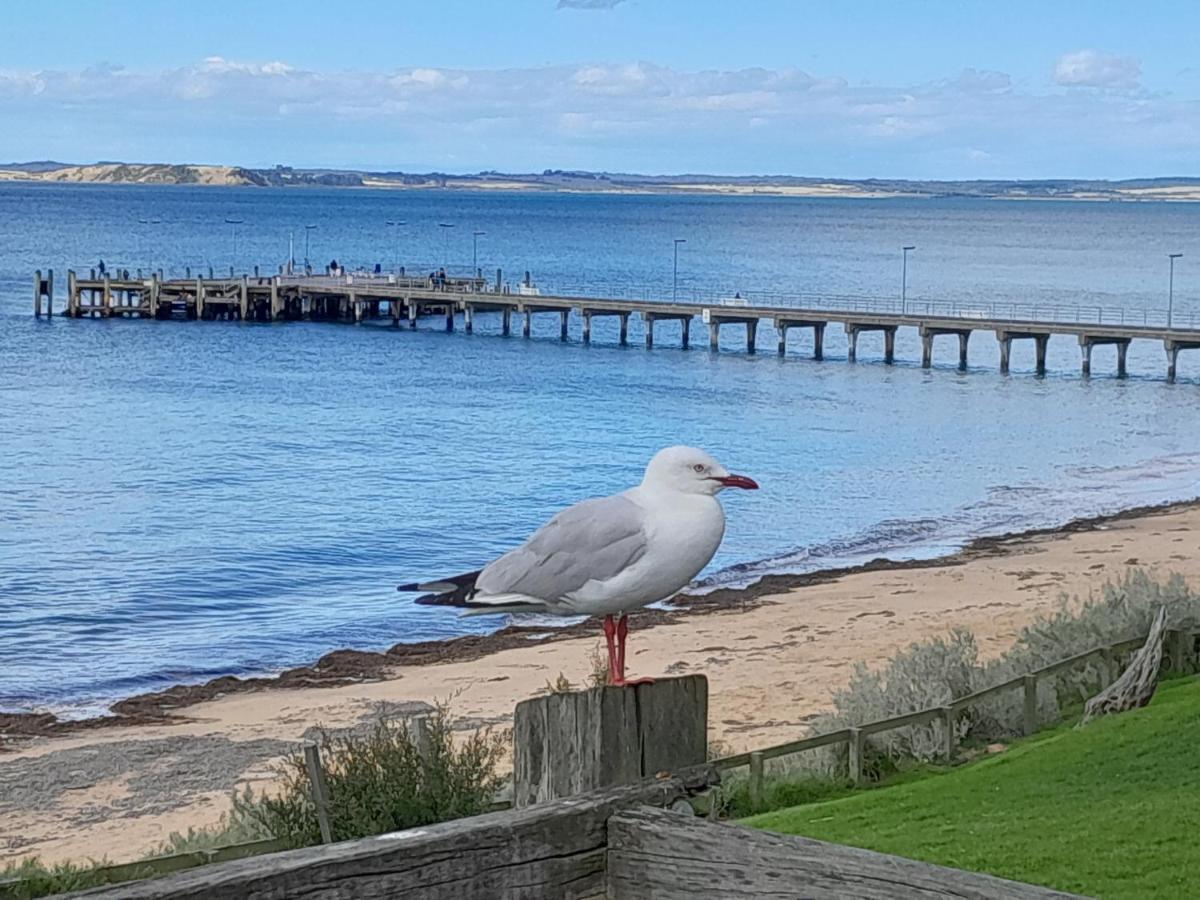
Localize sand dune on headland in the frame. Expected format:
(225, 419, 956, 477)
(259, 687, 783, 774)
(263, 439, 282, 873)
(2, 500, 1198, 867)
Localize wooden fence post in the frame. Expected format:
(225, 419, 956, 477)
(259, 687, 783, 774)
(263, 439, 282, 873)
(406, 714, 434, 759)
(748, 751, 764, 811)
(1022, 674, 1038, 736)
(938, 706, 955, 762)
(513, 675, 707, 808)
(847, 728, 864, 785)
(303, 742, 334, 845)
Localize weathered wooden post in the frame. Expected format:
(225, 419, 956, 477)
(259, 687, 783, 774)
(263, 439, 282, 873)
(958, 332, 970, 369)
(1034, 334, 1049, 375)
(501, 306, 511, 336)
(195, 277, 205, 320)
(644, 312, 655, 349)
(681, 316, 691, 350)
(149, 272, 160, 318)
(998, 332, 1013, 374)
(748, 750, 764, 811)
(846, 324, 859, 362)
(33, 270, 43, 316)
(746, 319, 758, 355)
(522, 307, 532, 338)
(618, 312, 629, 346)
(270, 278, 282, 320)
(101, 275, 112, 317)
(708, 320, 720, 352)
(513, 675, 707, 808)
(582, 310, 592, 344)
(239, 276, 250, 320)
(302, 742, 334, 845)
(463, 303, 474, 333)
(848, 727, 864, 785)
(883, 326, 895, 364)
(938, 706, 955, 762)
(67, 269, 78, 317)
(1022, 674, 1038, 735)
(775, 321, 787, 356)
(559, 309, 569, 341)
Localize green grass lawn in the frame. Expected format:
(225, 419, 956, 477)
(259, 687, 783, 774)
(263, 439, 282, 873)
(745, 677, 1200, 899)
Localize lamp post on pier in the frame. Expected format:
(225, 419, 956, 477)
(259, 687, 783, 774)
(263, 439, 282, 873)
(1168, 253, 1183, 329)
(224, 218, 243, 269)
(386, 220, 406, 273)
(438, 223, 455, 271)
(472, 230, 486, 276)
(303, 224, 317, 270)
(673, 238, 687, 302)
(901, 245, 916, 315)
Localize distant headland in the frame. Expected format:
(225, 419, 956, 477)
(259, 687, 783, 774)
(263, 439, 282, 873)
(2, 160, 1199, 201)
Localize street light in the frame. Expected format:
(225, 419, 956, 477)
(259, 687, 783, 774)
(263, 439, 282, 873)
(303, 224, 317, 268)
(673, 238, 687, 302)
(224, 218, 244, 268)
(901, 245, 916, 314)
(472, 230, 486, 275)
(386, 220, 406, 273)
(1168, 253, 1183, 329)
(437, 223, 455, 270)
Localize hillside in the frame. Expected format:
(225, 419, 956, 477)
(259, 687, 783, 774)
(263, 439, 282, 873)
(1, 161, 1199, 200)
(746, 677, 1200, 898)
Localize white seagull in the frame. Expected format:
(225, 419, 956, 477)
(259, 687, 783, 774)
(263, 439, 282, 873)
(397, 446, 758, 685)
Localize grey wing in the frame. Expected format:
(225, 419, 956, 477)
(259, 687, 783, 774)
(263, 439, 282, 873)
(475, 494, 648, 601)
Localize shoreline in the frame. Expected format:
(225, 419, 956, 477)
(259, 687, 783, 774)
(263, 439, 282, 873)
(5, 495, 1200, 865)
(4, 495, 1197, 748)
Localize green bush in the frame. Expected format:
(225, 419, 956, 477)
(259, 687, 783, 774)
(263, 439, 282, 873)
(232, 706, 505, 847)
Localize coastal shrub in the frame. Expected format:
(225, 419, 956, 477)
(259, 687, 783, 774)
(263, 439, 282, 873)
(232, 705, 505, 848)
(801, 569, 1200, 775)
(0, 857, 159, 899)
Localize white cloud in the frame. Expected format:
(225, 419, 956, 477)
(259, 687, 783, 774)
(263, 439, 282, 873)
(1053, 50, 1141, 90)
(1, 57, 1196, 176)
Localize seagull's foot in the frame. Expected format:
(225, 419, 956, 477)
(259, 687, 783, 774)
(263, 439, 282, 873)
(607, 675, 657, 688)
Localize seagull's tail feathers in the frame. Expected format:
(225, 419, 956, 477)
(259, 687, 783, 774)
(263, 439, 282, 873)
(398, 570, 482, 607)
(457, 594, 553, 617)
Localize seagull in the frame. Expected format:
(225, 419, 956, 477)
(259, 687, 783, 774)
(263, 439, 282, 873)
(397, 446, 758, 686)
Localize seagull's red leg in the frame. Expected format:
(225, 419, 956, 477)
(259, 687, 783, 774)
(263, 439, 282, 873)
(603, 614, 618, 685)
(613, 614, 655, 687)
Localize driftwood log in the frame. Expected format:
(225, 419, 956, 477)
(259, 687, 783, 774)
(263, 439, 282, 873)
(1081, 606, 1168, 726)
(606, 806, 1087, 899)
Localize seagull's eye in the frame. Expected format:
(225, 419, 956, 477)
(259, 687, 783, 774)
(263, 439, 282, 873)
(692, 464, 706, 473)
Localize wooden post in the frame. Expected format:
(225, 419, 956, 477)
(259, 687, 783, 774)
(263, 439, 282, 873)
(1035, 335, 1049, 375)
(938, 706, 955, 763)
(149, 273, 160, 318)
(708, 321, 720, 352)
(102, 276, 112, 317)
(33, 270, 42, 316)
(812, 323, 824, 360)
(501, 307, 511, 336)
(999, 333, 1012, 374)
(776, 322, 787, 356)
(618, 312, 629, 346)
(303, 742, 334, 845)
(523, 308, 532, 338)
(195, 278, 205, 319)
(239, 276, 250, 320)
(1165, 341, 1179, 383)
(560, 309, 569, 341)
(1117, 341, 1129, 378)
(582, 311, 592, 344)
(512, 675, 707, 808)
(406, 715, 434, 759)
(1080, 340, 1092, 377)
(1022, 674, 1038, 736)
(748, 751, 764, 811)
(846, 325, 858, 362)
(883, 326, 895, 364)
(495, 267, 502, 292)
(681, 316, 690, 350)
(271, 278, 282, 320)
(847, 727, 864, 785)
(958, 331, 970, 369)
(67, 269, 78, 317)
(1167, 629, 1191, 674)
(445, 303, 454, 332)
(464, 304, 474, 333)
(745, 319, 758, 355)
(408, 300, 418, 329)
(353, 292, 363, 324)
(46, 269, 54, 316)
(644, 312, 654, 349)
(921, 333, 934, 368)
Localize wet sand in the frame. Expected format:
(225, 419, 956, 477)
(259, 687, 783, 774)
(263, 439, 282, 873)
(3, 499, 1198, 866)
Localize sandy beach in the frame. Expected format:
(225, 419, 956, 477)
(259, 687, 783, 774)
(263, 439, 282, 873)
(3, 500, 1199, 867)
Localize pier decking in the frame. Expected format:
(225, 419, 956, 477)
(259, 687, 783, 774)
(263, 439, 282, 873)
(34, 267, 1200, 382)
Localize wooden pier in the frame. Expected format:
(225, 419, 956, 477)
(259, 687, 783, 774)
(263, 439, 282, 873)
(36, 267, 1200, 382)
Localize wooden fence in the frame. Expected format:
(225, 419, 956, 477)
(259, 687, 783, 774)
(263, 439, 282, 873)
(712, 628, 1197, 802)
(62, 769, 1084, 899)
(2, 627, 1190, 898)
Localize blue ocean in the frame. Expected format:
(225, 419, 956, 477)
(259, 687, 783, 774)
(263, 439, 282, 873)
(1, 183, 1198, 715)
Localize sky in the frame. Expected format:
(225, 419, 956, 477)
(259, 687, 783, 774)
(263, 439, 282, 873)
(3, 0, 1199, 178)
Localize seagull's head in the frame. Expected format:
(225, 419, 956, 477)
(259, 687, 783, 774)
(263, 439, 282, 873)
(643, 445, 759, 497)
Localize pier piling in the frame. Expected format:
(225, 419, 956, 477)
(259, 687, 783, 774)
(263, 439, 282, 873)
(644, 312, 655, 350)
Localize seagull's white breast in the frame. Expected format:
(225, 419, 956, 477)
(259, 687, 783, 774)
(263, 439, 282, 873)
(565, 488, 726, 616)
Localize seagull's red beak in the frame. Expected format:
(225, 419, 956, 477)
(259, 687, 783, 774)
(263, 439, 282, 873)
(716, 474, 759, 490)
